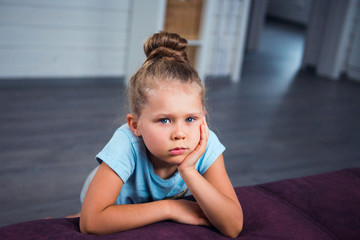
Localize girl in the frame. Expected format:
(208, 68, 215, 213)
(79, 32, 243, 238)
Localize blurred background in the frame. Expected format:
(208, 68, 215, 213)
(1, 0, 359, 226)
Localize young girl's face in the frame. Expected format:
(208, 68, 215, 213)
(136, 81, 204, 168)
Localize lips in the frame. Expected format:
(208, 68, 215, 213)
(169, 148, 186, 155)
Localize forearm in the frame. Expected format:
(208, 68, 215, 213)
(179, 168, 243, 238)
(80, 200, 171, 235)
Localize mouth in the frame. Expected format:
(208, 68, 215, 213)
(169, 147, 187, 156)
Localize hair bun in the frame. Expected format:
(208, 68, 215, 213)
(144, 32, 189, 63)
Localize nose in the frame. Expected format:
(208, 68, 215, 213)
(171, 123, 186, 140)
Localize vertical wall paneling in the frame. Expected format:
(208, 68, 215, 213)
(212, 0, 226, 76)
(196, 0, 217, 82)
(231, 0, 250, 81)
(205, 0, 250, 82)
(0, 0, 131, 79)
(125, 0, 166, 82)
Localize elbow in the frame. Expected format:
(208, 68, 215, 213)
(227, 227, 243, 239)
(79, 215, 100, 235)
(221, 214, 243, 239)
(223, 222, 243, 239)
(79, 216, 91, 234)
(80, 225, 90, 235)
(80, 213, 118, 235)
(223, 225, 243, 239)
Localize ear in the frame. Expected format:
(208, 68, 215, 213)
(126, 113, 141, 136)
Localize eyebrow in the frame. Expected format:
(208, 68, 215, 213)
(154, 112, 203, 118)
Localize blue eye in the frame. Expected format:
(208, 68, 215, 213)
(185, 117, 195, 123)
(159, 118, 170, 124)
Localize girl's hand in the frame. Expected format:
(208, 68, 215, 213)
(178, 117, 209, 173)
(169, 199, 210, 226)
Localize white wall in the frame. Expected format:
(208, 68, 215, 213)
(0, 0, 250, 82)
(0, 0, 130, 78)
(201, 0, 250, 82)
(125, 0, 166, 82)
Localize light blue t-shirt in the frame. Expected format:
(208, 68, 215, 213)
(95, 124, 225, 205)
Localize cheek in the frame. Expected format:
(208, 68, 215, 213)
(142, 128, 168, 149)
(189, 124, 201, 146)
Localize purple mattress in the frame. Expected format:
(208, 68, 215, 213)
(1, 168, 359, 239)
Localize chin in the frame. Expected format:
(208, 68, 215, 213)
(167, 155, 186, 165)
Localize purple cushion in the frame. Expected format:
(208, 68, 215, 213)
(1, 168, 359, 239)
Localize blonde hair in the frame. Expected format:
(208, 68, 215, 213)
(128, 32, 205, 117)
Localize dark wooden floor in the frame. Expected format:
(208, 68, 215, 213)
(1, 20, 360, 226)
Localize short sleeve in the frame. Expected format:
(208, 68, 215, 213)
(96, 128, 136, 183)
(196, 130, 226, 175)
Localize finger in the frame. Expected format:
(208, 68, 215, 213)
(200, 121, 208, 147)
(198, 217, 212, 227)
(199, 124, 207, 150)
(203, 116, 209, 139)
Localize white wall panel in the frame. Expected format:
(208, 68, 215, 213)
(205, 0, 250, 81)
(0, 0, 130, 11)
(0, 49, 125, 77)
(0, 28, 126, 47)
(125, 0, 166, 81)
(0, 6, 128, 30)
(0, 0, 130, 79)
